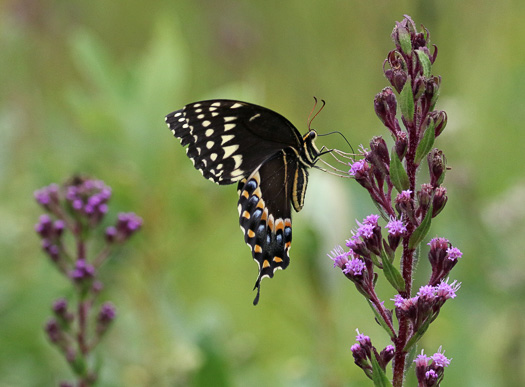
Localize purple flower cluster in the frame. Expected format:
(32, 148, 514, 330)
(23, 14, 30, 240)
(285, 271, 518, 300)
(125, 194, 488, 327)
(350, 330, 395, 379)
(392, 279, 461, 340)
(414, 347, 451, 386)
(105, 212, 143, 243)
(65, 179, 111, 226)
(329, 15, 463, 385)
(34, 176, 139, 386)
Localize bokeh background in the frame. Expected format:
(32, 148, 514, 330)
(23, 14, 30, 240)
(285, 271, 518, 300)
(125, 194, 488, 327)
(2, 0, 525, 386)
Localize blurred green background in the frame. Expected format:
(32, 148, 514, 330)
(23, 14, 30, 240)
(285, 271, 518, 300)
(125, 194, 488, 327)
(2, 0, 525, 386)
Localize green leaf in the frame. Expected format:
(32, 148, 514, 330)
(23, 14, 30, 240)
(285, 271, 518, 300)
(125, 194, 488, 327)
(408, 205, 433, 249)
(416, 50, 432, 78)
(414, 118, 436, 164)
(371, 353, 394, 387)
(368, 301, 395, 338)
(381, 250, 406, 292)
(405, 344, 419, 376)
(389, 147, 409, 193)
(399, 76, 414, 124)
(397, 27, 412, 56)
(403, 317, 432, 352)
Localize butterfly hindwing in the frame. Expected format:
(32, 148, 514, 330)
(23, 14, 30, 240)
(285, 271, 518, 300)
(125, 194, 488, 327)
(237, 149, 309, 304)
(165, 100, 304, 185)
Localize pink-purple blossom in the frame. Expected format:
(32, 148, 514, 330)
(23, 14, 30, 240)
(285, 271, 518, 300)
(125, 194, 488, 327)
(385, 217, 407, 236)
(343, 258, 366, 276)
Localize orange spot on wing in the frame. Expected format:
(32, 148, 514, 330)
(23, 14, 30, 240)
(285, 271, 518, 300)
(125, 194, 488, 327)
(254, 244, 262, 253)
(263, 260, 270, 268)
(273, 256, 283, 263)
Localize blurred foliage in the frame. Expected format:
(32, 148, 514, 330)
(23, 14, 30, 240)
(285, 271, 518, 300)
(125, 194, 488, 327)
(1, 0, 525, 386)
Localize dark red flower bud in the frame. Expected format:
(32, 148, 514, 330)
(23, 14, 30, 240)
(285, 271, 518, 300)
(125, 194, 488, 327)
(417, 183, 433, 212)
(432, 186, 448, 217)
(428, 148, 446, 187)
(395, 132, 408, 160)
(428, 110, 447, 137)
(374, 88, 399, 132)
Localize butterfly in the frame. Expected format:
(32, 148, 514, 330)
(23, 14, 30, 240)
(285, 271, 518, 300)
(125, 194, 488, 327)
(165, 99, 326, 305)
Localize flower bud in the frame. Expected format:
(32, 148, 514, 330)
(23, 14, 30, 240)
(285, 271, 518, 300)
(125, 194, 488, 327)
(417, 183, 433, 213)
(380, 345, 395, 367)
(384, 51, 408, 93)
(374, 88, 398, 132)
(369, 136, 390, 168)
(428, 110, 447, 137)
(427, 148, 446, 187)
(432, 186, 448, 217)
(45, 318, 63, 343)
(96, 302, 116, 337)
(395, 190, 414, 220)
(395, 132, 408, 160)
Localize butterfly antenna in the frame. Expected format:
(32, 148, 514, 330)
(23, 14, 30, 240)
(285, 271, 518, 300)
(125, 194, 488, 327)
(308, 98, 326, 131)
(318, 130, 355, 154)
(307, 97, 318, 130)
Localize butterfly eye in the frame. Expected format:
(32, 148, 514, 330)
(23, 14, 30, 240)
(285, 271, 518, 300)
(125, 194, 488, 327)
(308, 130, 317, 140)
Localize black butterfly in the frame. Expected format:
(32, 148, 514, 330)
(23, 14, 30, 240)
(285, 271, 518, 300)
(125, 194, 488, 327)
(165, 99, 324, 305)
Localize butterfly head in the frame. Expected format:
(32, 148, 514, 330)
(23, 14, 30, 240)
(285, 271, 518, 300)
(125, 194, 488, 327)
(301, 129, 322, 166)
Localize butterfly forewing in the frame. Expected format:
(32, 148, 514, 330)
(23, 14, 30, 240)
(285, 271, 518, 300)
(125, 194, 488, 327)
(165, 100, 304, 185)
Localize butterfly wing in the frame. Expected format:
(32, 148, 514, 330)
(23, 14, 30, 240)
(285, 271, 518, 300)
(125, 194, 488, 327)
(165, 100, 304, 185)
(237, 148, 309, 305)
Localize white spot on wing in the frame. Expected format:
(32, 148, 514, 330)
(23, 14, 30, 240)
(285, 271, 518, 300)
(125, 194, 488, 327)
(249, 113, 261, 121)
(223, 144, 239, 158)
(205, 129, 214, 137)
(202, 120, 211, 127)
(221, 135, 234, 145)
(232, 154, 243, 169)
(224, 123, 236, 131)
(210, 153, 218, 161)
(211, 102, 221, 107)
(224, 117, 237, 122)
(197, 114, 204, 119)
(193, 103, 201, 108)
(230, 103, 243, 108)
(206, 141, 214, 149)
